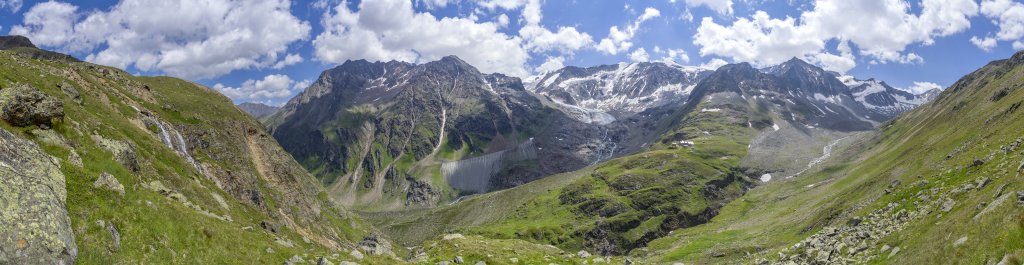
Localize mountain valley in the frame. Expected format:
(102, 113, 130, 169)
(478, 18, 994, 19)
(2, 32, 1023, 265)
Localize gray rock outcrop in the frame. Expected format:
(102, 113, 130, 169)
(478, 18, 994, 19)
(57, 82, 82, 105)
(358, 233, 394, 257)
(0, 127, 77, 264)
(94, 172, 125, 195)
(0, 84, 64, 128)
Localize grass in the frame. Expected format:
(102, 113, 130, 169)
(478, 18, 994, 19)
(633, 53, 1024, 264)
(364, 98, 761, 256)
(0, 51, 373, 264)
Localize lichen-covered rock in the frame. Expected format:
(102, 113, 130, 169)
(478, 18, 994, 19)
(0, 126, 77, 264)
(91, 134, 140, 172)
(93, 172, 125, 195)
(0, 84, 64, 128)
(57, 82, 81, 106)
(358, 233, 394, 257)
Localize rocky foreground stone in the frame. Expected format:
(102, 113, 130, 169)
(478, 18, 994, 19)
(0, 126, 77, 264)
(0, 84, 64, 128)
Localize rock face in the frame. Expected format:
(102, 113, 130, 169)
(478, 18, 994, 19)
(268, 56, 601, 208)
(0, 84, 65, 128)
(0, 35, 36, 50)
(693, 61, 876, 131)
(837, 76, 931, 120)
(531, 62, 712, 119)
(237, 102, 280, 120)
(57, 82, 82, 105)
(0, 127, 77, 264)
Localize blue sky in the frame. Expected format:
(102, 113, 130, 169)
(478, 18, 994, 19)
(2, 0, 1023, 105)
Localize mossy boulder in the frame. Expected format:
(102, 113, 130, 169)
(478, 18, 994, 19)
(0, 84, 64, 128)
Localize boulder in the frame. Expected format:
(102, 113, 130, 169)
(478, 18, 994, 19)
(57, 82, 82, 105)
(91, 134, 140, 173)
(972, 159, 985, 167)
(888, 246, 901, 258)
(107, 222, 121, 251)
(284, 255, 304, 265)
(0, 127, 77, 264)
(68, 151, 83, 168)
(953, 236, 967, 247)
(577, 250, 592, 258)
(443, 234, 465, 240)
(454, 256, 464, 264)
(357, 233, 393, 257)
(0, 84, 64, 128)
(941, 198, 956, 212)
(349, 249, 364, 260)
(93, 172, 125, 195)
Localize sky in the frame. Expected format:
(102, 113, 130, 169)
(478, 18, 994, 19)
(2, 0, 1023, 106)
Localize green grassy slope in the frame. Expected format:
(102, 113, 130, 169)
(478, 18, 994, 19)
(0, 50, 382, 264)
(364, 93, 770, 256)
(633, 51, 1024, 264)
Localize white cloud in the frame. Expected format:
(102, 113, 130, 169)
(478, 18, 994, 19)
(535, 56, 565, 73)
(1015, 41, 1024, 50)
(314, 0, 530, 77)
(272, 54, 304, 69)
(979, 0, 1024, 46)
(9, 1, 78, 47)
(516, 0, 593, 54)
(901, 81, 943, 94)
(0, 0, 22, 12)
(629, 48, 651, 62)
(10, 0, 311, 80)
(597, 7, 661, 55)
(417, 0, 457, 9)
(654, 47, 691, 64)
(497, 14, 510, 28)
(213, 74, 304, 106)
(519, 25, 593, 54)
(478, 0, 527, 10)
(971, 36, 998, 51)
(693, 0, 979, 73)
(685, 0, 733, 15)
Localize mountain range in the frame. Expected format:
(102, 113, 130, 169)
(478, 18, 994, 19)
(265, 52, 938, 211)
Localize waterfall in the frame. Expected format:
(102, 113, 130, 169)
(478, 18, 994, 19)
(441, 138, 538, 193)
(154, 120, 173, 147)
(149, 117, 214, 186)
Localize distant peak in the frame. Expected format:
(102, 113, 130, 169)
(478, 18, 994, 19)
(427, 55, 479, 73)
(782, 57, 812, 67)
(439, 55, 469, 65)
(718, 62, 756, 72)
(339, 59, 372, 67)
(0, 35, 38, 50)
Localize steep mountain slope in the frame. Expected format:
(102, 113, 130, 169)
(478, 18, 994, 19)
(0, 40, 381, 264)
(535, 58, 929, 132)
(238, 102, 280, 120)
(631, 51, 1024, 264)
(530, 62, 712, 121)
(838, 75, 931, 120)
(267, 56, 615, 210)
